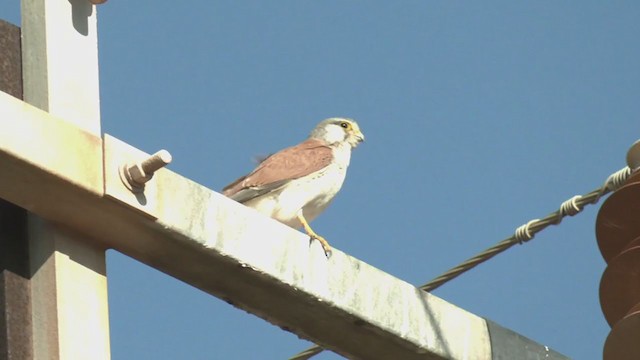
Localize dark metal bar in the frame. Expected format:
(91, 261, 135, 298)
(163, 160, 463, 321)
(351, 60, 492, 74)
(0, 19, 33, 360)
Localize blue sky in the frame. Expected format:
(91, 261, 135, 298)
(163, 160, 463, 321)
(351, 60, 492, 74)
(3, 2, 640, 359)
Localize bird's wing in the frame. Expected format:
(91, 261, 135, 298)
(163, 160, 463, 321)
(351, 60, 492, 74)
(222, 138, 333, 203)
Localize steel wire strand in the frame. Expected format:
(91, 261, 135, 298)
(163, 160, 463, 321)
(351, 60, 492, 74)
(420, 166, 630, 291)
(289, 166, 631, 360)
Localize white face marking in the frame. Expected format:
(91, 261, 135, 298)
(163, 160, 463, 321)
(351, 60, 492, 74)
(321, 123, 348, 144)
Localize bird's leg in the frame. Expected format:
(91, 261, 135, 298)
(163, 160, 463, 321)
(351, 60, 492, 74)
(296, 212, 332, 258)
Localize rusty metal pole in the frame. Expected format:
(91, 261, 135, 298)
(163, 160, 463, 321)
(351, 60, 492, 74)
(0, 19, 33, 360)
(595, 143, 640, 360)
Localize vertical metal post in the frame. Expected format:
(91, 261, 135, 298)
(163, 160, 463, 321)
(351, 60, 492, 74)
(0, 19, 33, 360)
(21, 0, 102, 133)
(20, 1, 110, 359)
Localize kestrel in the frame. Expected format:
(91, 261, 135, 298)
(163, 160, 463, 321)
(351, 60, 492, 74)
(222, 118, 365, 257)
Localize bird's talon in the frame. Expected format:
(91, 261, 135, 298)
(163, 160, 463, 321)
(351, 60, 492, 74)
(309, 235, 332, 258)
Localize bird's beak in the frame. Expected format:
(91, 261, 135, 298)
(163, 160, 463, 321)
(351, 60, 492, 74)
(354, 131, 365, 143)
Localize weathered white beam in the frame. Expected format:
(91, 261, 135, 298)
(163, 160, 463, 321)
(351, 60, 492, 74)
(0, 91, 571, 359)
(19, 1, 110, 359)
(21, 0, 101, 134)
(27, 217, 110, 360)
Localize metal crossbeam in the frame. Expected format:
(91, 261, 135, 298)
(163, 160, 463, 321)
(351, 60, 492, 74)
(0, 89, 570, 359)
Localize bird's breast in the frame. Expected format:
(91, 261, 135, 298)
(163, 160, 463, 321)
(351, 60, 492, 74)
(331, 144, 352, 170)
(298, 162, 348, 223)
(242, 145, 353, 227)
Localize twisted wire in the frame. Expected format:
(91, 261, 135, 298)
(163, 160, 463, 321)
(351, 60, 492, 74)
(290, 166, 632, 359)
(419, 166, 630, 292)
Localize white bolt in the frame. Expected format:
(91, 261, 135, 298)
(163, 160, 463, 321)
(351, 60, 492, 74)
(120, 150, 172, 192)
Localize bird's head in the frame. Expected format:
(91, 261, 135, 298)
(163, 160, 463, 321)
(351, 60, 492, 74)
(309, 118, 365, 148)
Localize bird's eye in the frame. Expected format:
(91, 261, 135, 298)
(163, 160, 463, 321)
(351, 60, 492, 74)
(340, 122, 350, 129)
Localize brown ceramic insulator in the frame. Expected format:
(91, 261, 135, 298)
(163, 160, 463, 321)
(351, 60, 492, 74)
(596, 176, 640, 263)
(600, 237, 640, 327)
(603, 303, 640, 360)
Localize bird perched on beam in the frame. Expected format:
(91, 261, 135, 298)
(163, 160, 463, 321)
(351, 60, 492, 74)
(222, 118, 365, 257)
